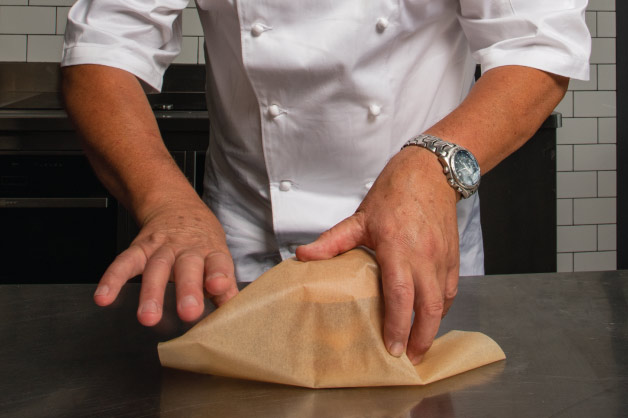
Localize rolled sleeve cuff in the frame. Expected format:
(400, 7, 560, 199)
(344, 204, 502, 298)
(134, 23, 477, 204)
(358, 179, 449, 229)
(61, 45, 166, 92)
(478, 47, 590, 81)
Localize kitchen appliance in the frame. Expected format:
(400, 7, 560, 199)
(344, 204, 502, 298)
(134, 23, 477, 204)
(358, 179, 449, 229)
(0, 153, 117, 282)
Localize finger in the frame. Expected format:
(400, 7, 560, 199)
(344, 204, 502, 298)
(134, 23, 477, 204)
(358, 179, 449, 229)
(94, 245, 147, 307)
(440, 225, 460, 318)
(377, 246, 415, 358)
(173, 252, 206, 322)
(204, 251, 238, 307)
(406, 266, 445, 365)
(296, 213, 365, 261)
(137, 246, 175, 326)
(442, 267, 459, 318)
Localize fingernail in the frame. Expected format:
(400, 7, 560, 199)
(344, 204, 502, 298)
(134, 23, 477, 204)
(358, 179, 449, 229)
(389, 342, 405, 357)
(409, 354, 423, 365)
(140, 300, 159, 314)
(180, 295, 199, 309)
(94, 285, 109, 297)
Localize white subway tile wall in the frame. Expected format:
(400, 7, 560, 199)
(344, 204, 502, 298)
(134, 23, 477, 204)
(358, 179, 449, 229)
(55, 7, 70, 35)
(557, 171, 597, 199)
(574, 198, 616, 225)
(26, 34, 63, 61)
(557, 118, 598, 144)
(556, 145, 573, 172)
(598, 171, 617, 197)
(574, 251, 617, 271)
(558, 225, 598, 253)
(598, 224, 617, 251)
(554, 91, 574, 118)
(557, 253, 574, 272)
(574, 91, 616, 117)
(0, 6, 55, 34)
(574, 144, 616, 171)
(556, 1, 617, 272)
(599, 118, 617, 143)
(597, 12, 616, 38)
(557, 199, 573, 226)
(0, 1, 618, 272)
(598, 64, 616, 90)
(589, 0, 615, 12)
(0, 34, 26, 61)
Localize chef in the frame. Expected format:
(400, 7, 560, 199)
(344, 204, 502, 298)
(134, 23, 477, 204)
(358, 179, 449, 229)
(60, 0, 590, 364)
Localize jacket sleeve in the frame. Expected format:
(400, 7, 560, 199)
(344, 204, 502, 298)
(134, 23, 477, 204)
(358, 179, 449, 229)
(457, 0, 591, 80)
(61, 0, 191, 92)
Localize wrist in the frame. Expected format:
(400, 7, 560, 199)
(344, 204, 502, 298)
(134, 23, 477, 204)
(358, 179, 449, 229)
(398, 145, 461, 202)
(128, 165, 206, 226)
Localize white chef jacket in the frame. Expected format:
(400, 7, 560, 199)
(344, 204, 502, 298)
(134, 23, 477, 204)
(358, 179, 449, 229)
(62, 0, 590, 282)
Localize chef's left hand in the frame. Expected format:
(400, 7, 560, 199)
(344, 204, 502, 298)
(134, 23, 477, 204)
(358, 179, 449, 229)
(296, 145, 460, 365)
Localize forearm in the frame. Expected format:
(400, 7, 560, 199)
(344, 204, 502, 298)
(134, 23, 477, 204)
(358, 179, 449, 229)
(62, 65, 204, 224)
(424, 65, 569, 174)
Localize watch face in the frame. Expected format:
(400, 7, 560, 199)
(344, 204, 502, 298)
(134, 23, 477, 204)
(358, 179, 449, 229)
(452, 149, 480, 187)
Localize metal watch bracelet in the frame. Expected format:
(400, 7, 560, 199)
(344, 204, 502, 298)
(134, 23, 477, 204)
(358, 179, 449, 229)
(401, 134, 480, 199)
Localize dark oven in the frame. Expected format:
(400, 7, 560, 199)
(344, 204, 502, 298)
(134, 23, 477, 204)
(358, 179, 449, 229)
(0, 153, 118, 283)
(0, 82, 209, 284)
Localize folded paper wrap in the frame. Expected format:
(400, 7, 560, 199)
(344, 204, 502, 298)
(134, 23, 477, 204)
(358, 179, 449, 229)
(158, 249, 505, 388)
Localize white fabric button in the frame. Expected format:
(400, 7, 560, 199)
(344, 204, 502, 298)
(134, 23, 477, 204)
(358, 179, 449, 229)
(368, 104, 381, 117)
(376, 17, 389, 32)
(279, 180, 292, 191)
(365, 181, 374, 190)
(268, 104, 282, 118)
(251, 23, 266, 37)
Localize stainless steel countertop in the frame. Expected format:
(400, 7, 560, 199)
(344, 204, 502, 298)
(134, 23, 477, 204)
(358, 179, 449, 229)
(1, 270, 627, 417)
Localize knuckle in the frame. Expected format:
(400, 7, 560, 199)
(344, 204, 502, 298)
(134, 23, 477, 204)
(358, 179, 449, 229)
(145, 231, 168, 245)
(385, 279, 414, 306)
(205, 251, 234, 275)
(378, 222, 407, 244)
(446, 253, 460, 271)
(176, 251, 204, 264)
(206, 250, 231, 264)
(351, 211, 367, 230)
(413, 340, 434, 355)
(150, 253, 173, 268)
(384, 318, 410, 341)
(419, 299, 445, 319)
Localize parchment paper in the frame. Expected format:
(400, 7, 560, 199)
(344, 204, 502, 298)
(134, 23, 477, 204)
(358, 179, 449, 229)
(158, 249, 505, 388)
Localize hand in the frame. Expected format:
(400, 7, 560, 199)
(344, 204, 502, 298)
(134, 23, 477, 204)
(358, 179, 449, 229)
(296, 146, 460, 364)
(93, 200, 239, 326)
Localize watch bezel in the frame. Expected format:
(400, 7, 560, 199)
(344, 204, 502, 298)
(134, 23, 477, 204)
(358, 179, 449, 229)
(449, 148, 481, 189)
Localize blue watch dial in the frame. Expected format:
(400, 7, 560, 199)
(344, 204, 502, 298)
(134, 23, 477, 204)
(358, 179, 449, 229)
(452, 149, 480, 187)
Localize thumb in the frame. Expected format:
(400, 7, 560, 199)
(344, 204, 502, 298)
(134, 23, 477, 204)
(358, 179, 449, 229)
(296, 213, 366, 261)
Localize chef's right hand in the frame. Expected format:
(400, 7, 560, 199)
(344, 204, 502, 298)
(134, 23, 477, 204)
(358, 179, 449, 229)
(92, 201, 239, 326)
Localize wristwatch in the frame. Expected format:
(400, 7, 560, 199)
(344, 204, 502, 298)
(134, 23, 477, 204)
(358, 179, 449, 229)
(402, 134, 481, 199)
